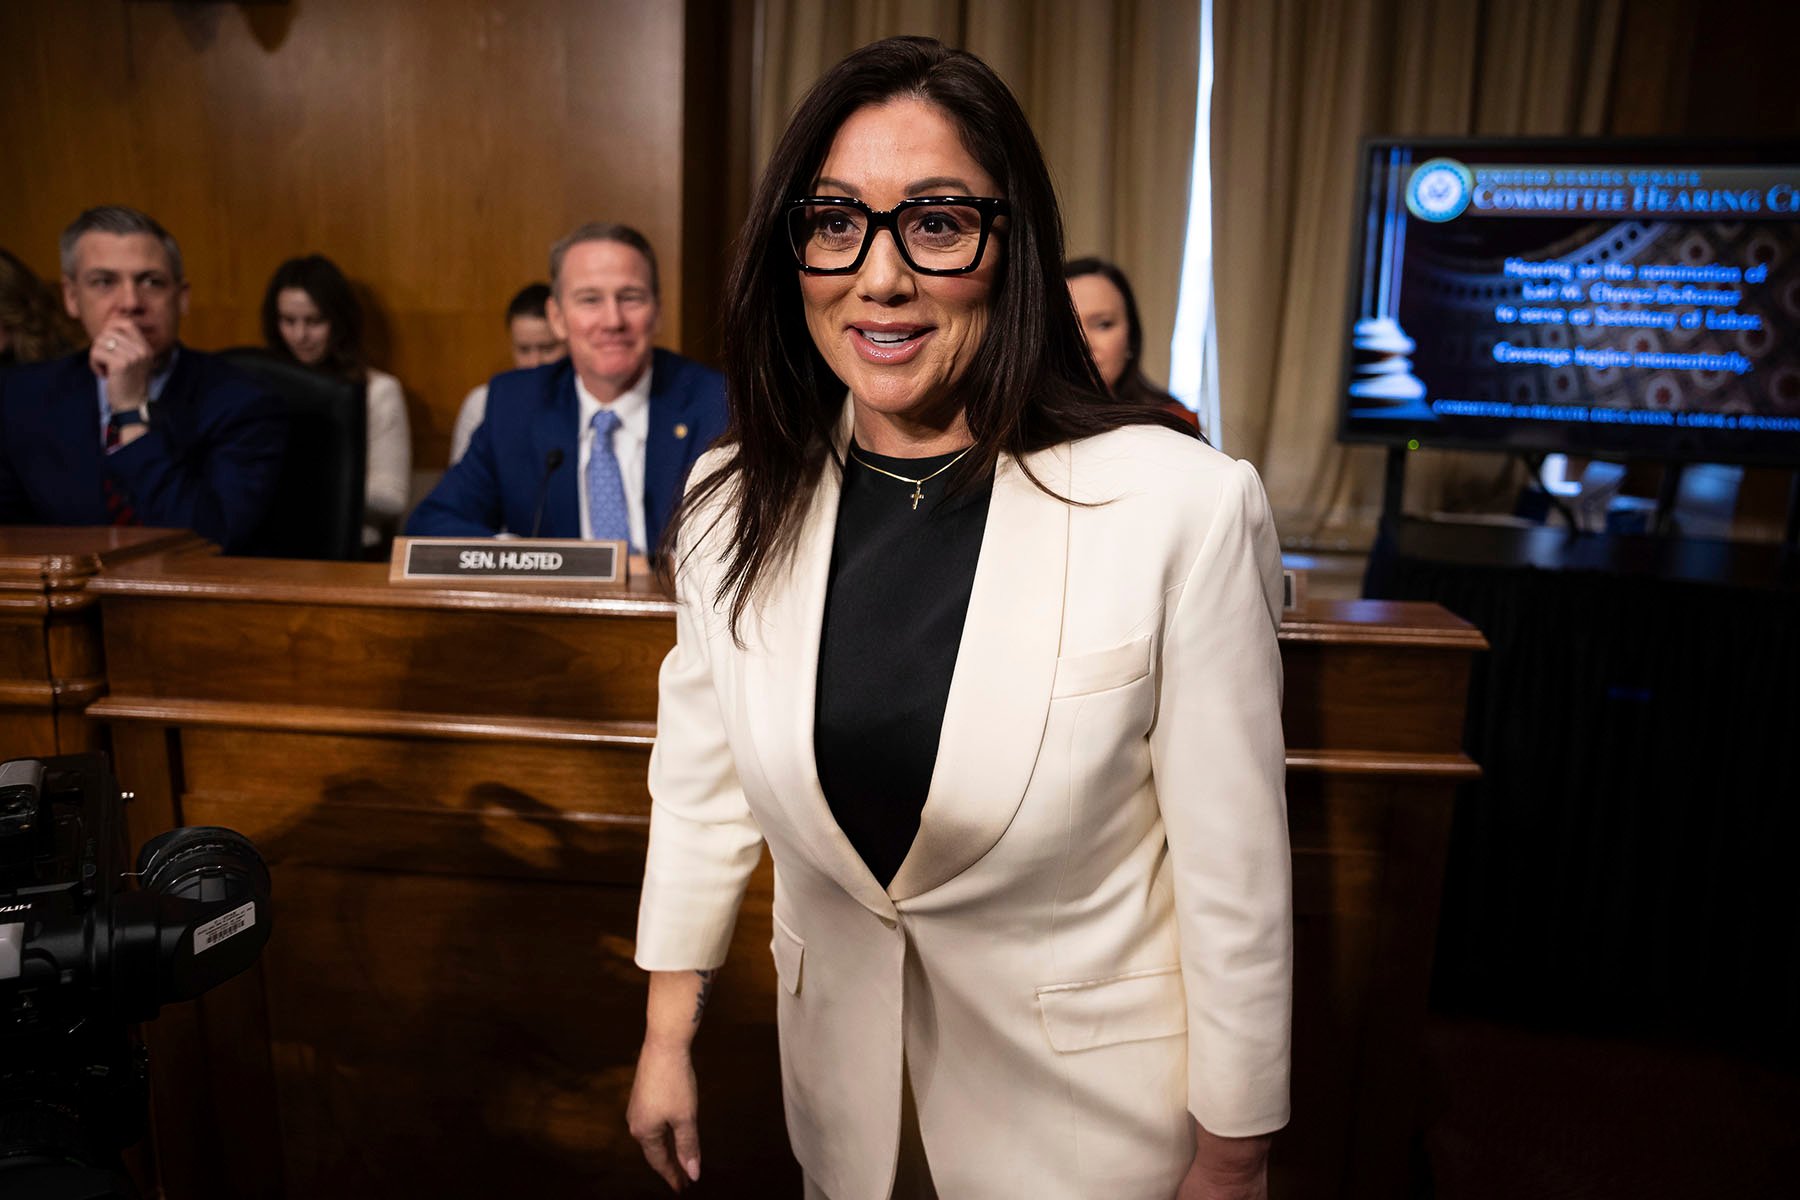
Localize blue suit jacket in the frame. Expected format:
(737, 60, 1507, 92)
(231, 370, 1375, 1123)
(0, 347, 287, 554)
(406, 349, 728, 553)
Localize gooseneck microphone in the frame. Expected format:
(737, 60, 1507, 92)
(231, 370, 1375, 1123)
(528, 449, 564, 538)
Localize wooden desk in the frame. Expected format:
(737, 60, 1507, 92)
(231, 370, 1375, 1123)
(0, 526, 203, 761)
(1277, 600, 1484, 1198)
(83, 548, 1483, 1200)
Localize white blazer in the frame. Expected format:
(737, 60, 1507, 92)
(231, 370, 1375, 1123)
(363, 368, 412, 546)
(635, 418, 1292, 1200)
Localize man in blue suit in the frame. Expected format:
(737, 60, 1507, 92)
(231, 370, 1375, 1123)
(0, 207, 285, 554)
(407, 223, 727, 555)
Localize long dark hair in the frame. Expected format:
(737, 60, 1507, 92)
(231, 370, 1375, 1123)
(667, 36, 1191, 633)
(1065, 256, 1181, 411)
(0, 248, 82, 364)
(260, 254, 366, 382)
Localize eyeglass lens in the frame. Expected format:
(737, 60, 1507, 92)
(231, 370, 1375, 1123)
(790, 203, 986, 271)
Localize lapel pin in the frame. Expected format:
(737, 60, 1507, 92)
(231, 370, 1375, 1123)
(673, 423, 689, 439)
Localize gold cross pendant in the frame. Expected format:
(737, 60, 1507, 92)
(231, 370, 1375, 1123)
(910, 484, 923, 510)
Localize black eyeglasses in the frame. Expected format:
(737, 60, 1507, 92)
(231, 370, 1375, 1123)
(786, 196, 1010, 276)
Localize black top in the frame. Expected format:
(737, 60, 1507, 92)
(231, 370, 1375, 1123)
(814, 442, 992, 887)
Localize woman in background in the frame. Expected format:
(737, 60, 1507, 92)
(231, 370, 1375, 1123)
(0, 248, 84, 367)
(1067, 255, 1201, 433)
(261, 254, 411, 548)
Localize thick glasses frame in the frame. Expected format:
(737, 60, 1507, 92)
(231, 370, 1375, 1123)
(786, 196, 1010, 276)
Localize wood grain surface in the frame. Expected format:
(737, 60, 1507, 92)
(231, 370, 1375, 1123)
(0, 0, 723, 467)
(0, 526, 202, 760)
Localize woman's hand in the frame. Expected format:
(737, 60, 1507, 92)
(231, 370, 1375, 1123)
(627, 1038, 702, 1190)
(628, 969, 716, 1190)
(1175, 1120, 1271, 1200)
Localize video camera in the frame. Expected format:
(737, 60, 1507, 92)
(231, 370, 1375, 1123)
(0, 754, 273, 1200)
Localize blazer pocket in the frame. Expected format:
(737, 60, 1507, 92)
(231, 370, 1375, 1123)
(769, 911, 804, 996)
(1035, 965, 1186, 1052)
(1050, 634, 1152, 699)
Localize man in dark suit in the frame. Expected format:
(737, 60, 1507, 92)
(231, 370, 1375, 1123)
(406, 223, 727, 555)
(0, 206, 285, 553)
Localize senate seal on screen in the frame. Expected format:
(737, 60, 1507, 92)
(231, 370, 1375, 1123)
(1406, 158, 1474, 222)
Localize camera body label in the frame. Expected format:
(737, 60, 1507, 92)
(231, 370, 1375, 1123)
(194, 900, 257, 954)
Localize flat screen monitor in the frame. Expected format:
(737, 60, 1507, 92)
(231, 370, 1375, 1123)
(1338, 138, 1800, 466)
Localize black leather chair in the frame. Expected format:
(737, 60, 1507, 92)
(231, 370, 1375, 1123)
(218, 347, 365, 560)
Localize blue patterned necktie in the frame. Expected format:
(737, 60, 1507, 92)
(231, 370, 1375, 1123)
(585, 407, 632, 548)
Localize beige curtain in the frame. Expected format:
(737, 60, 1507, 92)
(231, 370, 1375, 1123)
(753, 0, 1202, 387)
(1211, 0, 1693, 540)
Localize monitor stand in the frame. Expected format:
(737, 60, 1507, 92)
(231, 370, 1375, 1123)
(1380, 444, 1408, 533)
(1788, 470, 1800, 552)
(1652, 462, 1684, 538)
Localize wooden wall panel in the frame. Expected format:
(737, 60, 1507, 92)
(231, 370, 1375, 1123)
(1, 527, 204, 760)
(0, 609, 49, 686)
(0, 0, 706, 467)
(101, 595, 673, 721)
(180, 727, 658, 884)
(1281, 641, 1474, 757)
(152, 719, 791, 1198)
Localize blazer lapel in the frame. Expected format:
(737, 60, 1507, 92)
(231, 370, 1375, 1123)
(534, 366, 581, 538)
(887, 443, 1070, 902)
(51, 359, 108, 523)
(156, 343, 199, 412)
(740, 405, 895, 919)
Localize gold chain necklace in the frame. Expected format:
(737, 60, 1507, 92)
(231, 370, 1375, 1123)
(847, 444, 975, 511)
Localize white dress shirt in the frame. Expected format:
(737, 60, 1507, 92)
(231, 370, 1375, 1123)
(576, 365, 652, 552)
(448, 383, 487, 466)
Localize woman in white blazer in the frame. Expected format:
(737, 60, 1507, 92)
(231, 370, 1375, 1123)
(628, 37, 1291, 1200)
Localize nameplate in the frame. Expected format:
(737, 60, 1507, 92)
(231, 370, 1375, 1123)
(390, 537, 627, 584)
(1281, 566, 1308, 614)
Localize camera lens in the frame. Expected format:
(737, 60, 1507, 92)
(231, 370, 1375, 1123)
(135, 827, 270, 902)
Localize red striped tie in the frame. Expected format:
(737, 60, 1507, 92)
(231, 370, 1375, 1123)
(103, 415, 139, 525)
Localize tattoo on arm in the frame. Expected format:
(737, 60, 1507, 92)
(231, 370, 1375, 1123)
(692, 969, 717, 1025)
